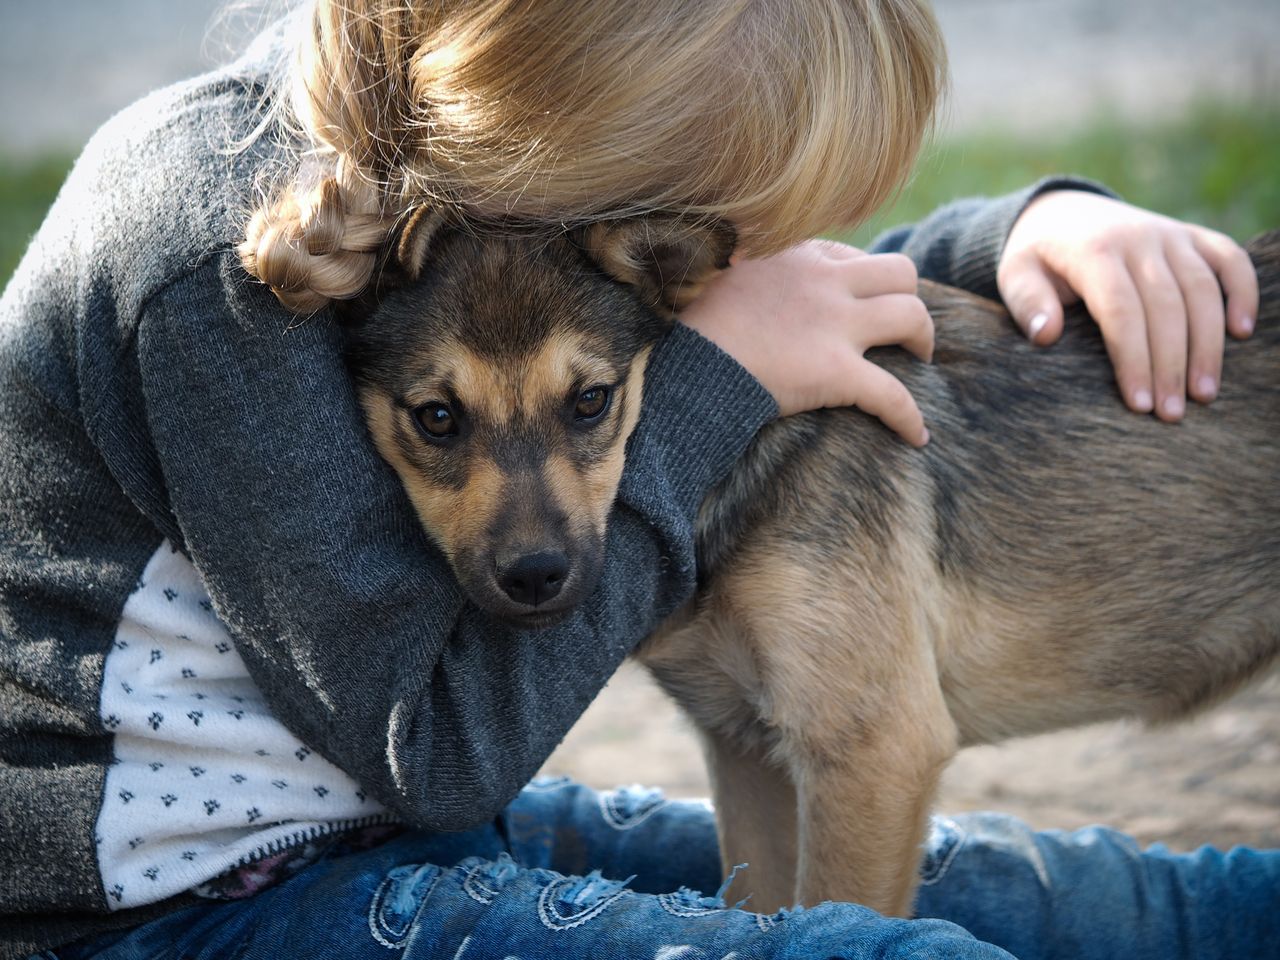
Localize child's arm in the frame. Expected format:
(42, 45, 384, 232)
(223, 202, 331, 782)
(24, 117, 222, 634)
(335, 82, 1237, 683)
(681, 240, 933, 444)
(136, 251, 896, 831)
(873, 180, 1260, 421)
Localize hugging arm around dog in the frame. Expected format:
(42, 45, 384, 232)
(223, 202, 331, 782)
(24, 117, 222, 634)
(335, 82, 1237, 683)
(0, 3, 1275, 959)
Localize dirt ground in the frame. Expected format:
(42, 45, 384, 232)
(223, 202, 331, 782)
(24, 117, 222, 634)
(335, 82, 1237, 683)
(542, 662, 1280, 853)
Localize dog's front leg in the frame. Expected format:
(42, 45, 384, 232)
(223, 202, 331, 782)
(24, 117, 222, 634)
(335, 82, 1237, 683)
(789, 674, 957, 917)
(701, 729, 798, 914)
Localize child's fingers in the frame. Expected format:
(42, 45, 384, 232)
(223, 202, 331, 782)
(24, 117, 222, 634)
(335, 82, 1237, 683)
(1167, 238, 1225, 404)
(1131, 248, 1188, 422)
(847, 358, 929, 446)
(1190, 226, 1259, 338)
(816, 239, 865, 261)
(996, 248, 1066, 346)
(1087, 256, 1155, 413)
(844, 252, 919, 298)
(852, 293, 935, 363)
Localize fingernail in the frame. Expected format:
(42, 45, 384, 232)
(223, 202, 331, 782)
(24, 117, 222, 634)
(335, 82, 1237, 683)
(1240, 315, 1255, 335)
(1028, 312, 1050, 340)
(1196, 375, 1217, 400)
(1162, 395, 1185, 419)
(919, 427, 930, 446)
(1132, 389, 1153, 412)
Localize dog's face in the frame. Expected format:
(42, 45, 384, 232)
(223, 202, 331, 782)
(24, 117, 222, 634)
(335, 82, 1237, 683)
(345, 212, 735, 627)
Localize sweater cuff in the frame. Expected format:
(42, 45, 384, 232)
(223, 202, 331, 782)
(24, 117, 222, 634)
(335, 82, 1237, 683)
(624, 322, 778, 521)
(951, 175, 1118, 301)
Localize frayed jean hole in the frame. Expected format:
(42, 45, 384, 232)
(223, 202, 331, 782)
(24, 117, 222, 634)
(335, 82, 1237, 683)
(964, 813, 1052, 888)
(462, 853, 521, 904)
(918, 816, 965, 886)
(537, 871, 632, 930)
(368, 863, 442, 947)
(658, 886, 725, 918)
(753, 912, 776, 933)
(599, 785, 667, 830)
(751, 904, 802, 932)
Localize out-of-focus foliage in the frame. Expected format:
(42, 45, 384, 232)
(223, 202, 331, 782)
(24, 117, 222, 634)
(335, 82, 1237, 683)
(1, 154, 73, 288)
(840, 99, 1280, 249)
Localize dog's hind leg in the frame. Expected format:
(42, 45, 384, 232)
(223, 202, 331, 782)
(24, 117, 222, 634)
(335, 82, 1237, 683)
(700, 730, 799, 914)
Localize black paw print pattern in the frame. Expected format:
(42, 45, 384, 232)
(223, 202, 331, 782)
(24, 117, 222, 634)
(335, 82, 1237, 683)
(97, 541, 392, 910)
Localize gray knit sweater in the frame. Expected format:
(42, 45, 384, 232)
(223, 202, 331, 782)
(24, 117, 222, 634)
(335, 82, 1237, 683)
(0, 34, 1104, 959)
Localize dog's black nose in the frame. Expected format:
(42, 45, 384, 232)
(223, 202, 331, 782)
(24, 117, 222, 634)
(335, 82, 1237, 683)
(498, 551, 569, 607)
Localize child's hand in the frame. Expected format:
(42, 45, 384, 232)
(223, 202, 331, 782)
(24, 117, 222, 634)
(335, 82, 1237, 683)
(681, 240, 934, 444)
(998, 191, 1259, 421)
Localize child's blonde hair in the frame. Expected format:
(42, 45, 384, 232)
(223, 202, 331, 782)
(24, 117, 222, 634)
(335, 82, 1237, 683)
(239, 0, 946, 313)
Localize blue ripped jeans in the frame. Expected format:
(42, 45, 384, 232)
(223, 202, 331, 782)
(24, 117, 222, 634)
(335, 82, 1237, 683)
(51, 778, 1280, 960)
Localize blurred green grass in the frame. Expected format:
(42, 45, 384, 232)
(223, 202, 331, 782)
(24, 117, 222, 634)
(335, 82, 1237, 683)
(0, 154, 73, 288)
(2, 100, 1280, 289)
(840, 100, 1280, 250)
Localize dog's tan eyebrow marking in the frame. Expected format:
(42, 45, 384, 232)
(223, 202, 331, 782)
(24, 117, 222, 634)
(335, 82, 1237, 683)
(397, 330, 622, 432)
(517, 330, 602, 414)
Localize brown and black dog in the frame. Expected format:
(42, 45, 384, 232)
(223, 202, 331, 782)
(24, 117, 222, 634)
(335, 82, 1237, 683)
(343, 212, 1280, 918)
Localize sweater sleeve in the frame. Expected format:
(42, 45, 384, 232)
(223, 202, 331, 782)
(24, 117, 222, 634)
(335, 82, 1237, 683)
(869, 176, 1117, 298)
(134, 254, 776, 831)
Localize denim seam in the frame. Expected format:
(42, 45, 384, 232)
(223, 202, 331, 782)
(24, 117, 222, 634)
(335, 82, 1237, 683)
(462, 864, 500, 905)
(367, 869, 441, 949)
(536, 878, 631, 930)
(598, 791, 667, 831)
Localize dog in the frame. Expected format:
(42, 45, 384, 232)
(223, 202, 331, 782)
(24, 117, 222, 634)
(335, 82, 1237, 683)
(342, 209, 1280, 918)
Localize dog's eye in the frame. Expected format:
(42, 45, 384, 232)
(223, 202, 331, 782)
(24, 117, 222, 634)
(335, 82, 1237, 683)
(414, 402, 459, 441)
(574, 386, 611, 422)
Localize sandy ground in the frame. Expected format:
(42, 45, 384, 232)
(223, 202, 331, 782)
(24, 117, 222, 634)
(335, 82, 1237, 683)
(542, 662, 1280, 853)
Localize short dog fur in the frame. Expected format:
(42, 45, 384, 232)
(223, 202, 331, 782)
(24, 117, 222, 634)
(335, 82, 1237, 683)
(343, 212, 1280, 918)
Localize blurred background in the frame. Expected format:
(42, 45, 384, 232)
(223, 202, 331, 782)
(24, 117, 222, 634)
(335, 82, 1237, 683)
(2, 0, 1278, 850)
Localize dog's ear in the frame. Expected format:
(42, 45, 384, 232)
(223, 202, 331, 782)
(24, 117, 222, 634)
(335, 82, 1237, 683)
(576, 214, 737, 315)
(332, 206, 451, 326)
(395, 205, 451, 281)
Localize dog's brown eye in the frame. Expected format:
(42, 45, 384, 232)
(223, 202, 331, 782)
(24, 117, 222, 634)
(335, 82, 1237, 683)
(414, 402, 459, 440)
(574, 386, 610, 422)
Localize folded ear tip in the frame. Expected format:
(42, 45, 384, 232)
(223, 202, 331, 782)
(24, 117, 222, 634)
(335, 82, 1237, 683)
(396, 206, 449, 280)
(711, 219, 738, 267)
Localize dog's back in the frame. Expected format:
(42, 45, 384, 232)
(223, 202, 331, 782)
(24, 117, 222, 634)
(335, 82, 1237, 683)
(687, 231, 1280, 748)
